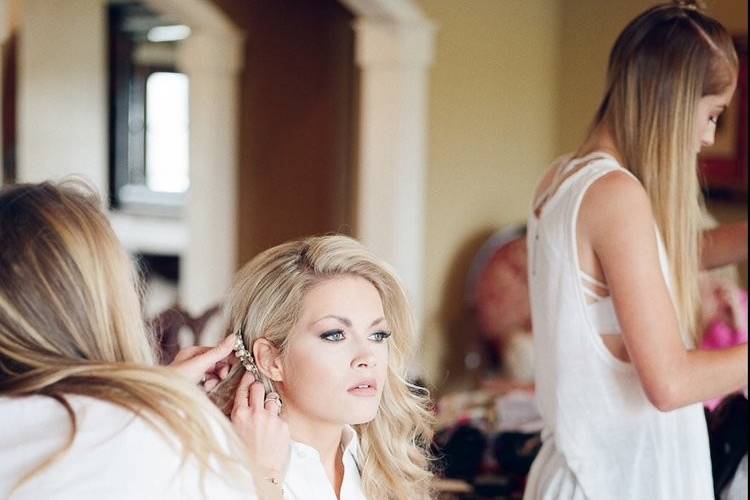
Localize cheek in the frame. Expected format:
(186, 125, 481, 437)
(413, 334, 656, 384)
(695, 115, 708, 139)
(283, 352, 340, 389)
(693, 120, 711, 151)
(376, 347, 389, 380)
(694, 102, 709, 138)
(279, 346, 348, 405)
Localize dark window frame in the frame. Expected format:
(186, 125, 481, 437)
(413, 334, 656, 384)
(107, 3, 187, 216)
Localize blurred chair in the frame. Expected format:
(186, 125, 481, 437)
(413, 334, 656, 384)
(149, 304, 222, 364)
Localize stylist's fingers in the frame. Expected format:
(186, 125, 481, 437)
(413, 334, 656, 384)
(217, 361, 231, 380)
(232, 371, 255, 418)
(264, 392, 283, 415)
(248, 380, 267, 411)
(230, 380, 291, 486)
(202, 375, 220, 392)
(191, 335, 236, 368)
(172, 345, 209, 363)
(170, 335, 237, 384)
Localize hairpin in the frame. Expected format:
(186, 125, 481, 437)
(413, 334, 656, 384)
(233, 331, 260, 377)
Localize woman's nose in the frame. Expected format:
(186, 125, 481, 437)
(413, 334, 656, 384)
(351, 347, 377, 369)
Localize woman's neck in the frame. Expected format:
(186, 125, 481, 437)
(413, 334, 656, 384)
(576, 123, 624, 166)
(286, 410, 346, 493)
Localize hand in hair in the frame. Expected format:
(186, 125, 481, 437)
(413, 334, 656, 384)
(169, 335, 237, 391)
(231, 371, 290, 499)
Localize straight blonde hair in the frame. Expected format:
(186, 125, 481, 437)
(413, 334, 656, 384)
(210, 235, 435, 500)
(0, 181, 251, 496)
(587, 1, 738, 342)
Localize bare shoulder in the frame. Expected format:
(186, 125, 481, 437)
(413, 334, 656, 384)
(584, 169, 648, 208)
(580, 169, 653, 233)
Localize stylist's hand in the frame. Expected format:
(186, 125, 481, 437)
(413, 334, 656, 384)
(231, 371, 291, 492)
(169, 335, 236, 391)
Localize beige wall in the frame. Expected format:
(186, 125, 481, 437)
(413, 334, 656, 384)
(417, 0, 748, 390)
(16, 0, 108, 192)
(558, 0, 748, 153)
(416, 0, 561, 388)
(557, 0, 748, 287)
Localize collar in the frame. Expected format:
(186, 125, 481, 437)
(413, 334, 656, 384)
(290, 425, 359, 461)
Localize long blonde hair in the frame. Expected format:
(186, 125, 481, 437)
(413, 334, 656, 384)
(210, 235, 435, 500)
(0, 181, 251, 495)
(587, 1, 738, 341)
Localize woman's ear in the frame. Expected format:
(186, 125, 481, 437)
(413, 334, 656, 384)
(253, 338, 284, 382)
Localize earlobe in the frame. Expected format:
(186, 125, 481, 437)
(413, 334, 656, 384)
(252, 338, 284, 382)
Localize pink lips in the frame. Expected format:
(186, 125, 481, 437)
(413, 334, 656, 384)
(347, 379, 378, 397)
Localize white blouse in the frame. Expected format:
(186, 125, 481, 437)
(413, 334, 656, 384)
(525, 155, 713, 499)
(0, 394, 250, 500)
(282, 426, 366, 500)
(0, 394, 368, 500)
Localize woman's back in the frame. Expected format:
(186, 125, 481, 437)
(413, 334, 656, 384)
(0, 395, 252, 500)
(524, 155, 713, 499)
(0, 182, 257, 499)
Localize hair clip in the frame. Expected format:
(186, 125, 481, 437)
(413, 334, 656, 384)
(233, 331, 260, 377)
(674, 0, 703, 11)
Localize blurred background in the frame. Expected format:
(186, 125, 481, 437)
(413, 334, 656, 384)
(0, 0, 746, 403)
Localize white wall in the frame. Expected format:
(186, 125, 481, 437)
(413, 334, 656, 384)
(16, 0, 107, 192)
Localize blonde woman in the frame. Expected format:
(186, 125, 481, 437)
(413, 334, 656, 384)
(210, 235, 435, 500)
(0, 182, 255, 499)
(525, 2, 747, 499)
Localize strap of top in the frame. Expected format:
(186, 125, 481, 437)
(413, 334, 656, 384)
(582, 287, 603, 301)
(559, 151, 614, 175)
(532, 155, 572, 213)
(580, 271, 608, 290)
(533, 152, 619, 215)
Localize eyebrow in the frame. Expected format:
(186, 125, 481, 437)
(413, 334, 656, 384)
(311, 315, 385, 328)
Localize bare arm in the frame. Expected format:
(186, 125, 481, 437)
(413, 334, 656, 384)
(701, 221, 748, 270)
(583, 173, 747, 412)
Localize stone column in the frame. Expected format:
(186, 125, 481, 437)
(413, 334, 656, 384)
(353, 19, 436, 334)
(176, 30, 243, 340)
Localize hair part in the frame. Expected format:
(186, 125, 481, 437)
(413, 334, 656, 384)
(210, 235, 435, 500)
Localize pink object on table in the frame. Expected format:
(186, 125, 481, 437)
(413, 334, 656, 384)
(700, 288, 747, 411)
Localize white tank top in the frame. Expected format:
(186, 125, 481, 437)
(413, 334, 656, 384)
(525, 154, 714, 499)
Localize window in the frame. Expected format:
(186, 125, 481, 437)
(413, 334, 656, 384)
(145, 71, 189, 193)
(108, 2, 190, 216)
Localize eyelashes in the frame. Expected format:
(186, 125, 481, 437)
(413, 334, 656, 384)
(320, 330, 345, 342)
(319, 330, 392, 343)
(369, 331, 392, 342)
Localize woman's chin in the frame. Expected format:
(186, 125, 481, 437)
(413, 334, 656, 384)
(346, 405, 380, 425)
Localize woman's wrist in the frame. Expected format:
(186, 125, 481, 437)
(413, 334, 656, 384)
(250, 464, 284, 499)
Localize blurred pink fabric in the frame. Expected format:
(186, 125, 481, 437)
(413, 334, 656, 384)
(700, 283, 747, 411)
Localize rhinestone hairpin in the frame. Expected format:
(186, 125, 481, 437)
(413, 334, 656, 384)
(233, 331, 260, 377)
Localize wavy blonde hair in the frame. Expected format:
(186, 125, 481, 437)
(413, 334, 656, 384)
(0, 181, 251, 496)
(585, 1, 738, 342)
(210, 235, 435, 500)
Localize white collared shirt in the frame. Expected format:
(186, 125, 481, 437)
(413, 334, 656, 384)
(282, 426, 367, 500)
(1, 394, 368, 499)
(0, 395, 252, 500)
